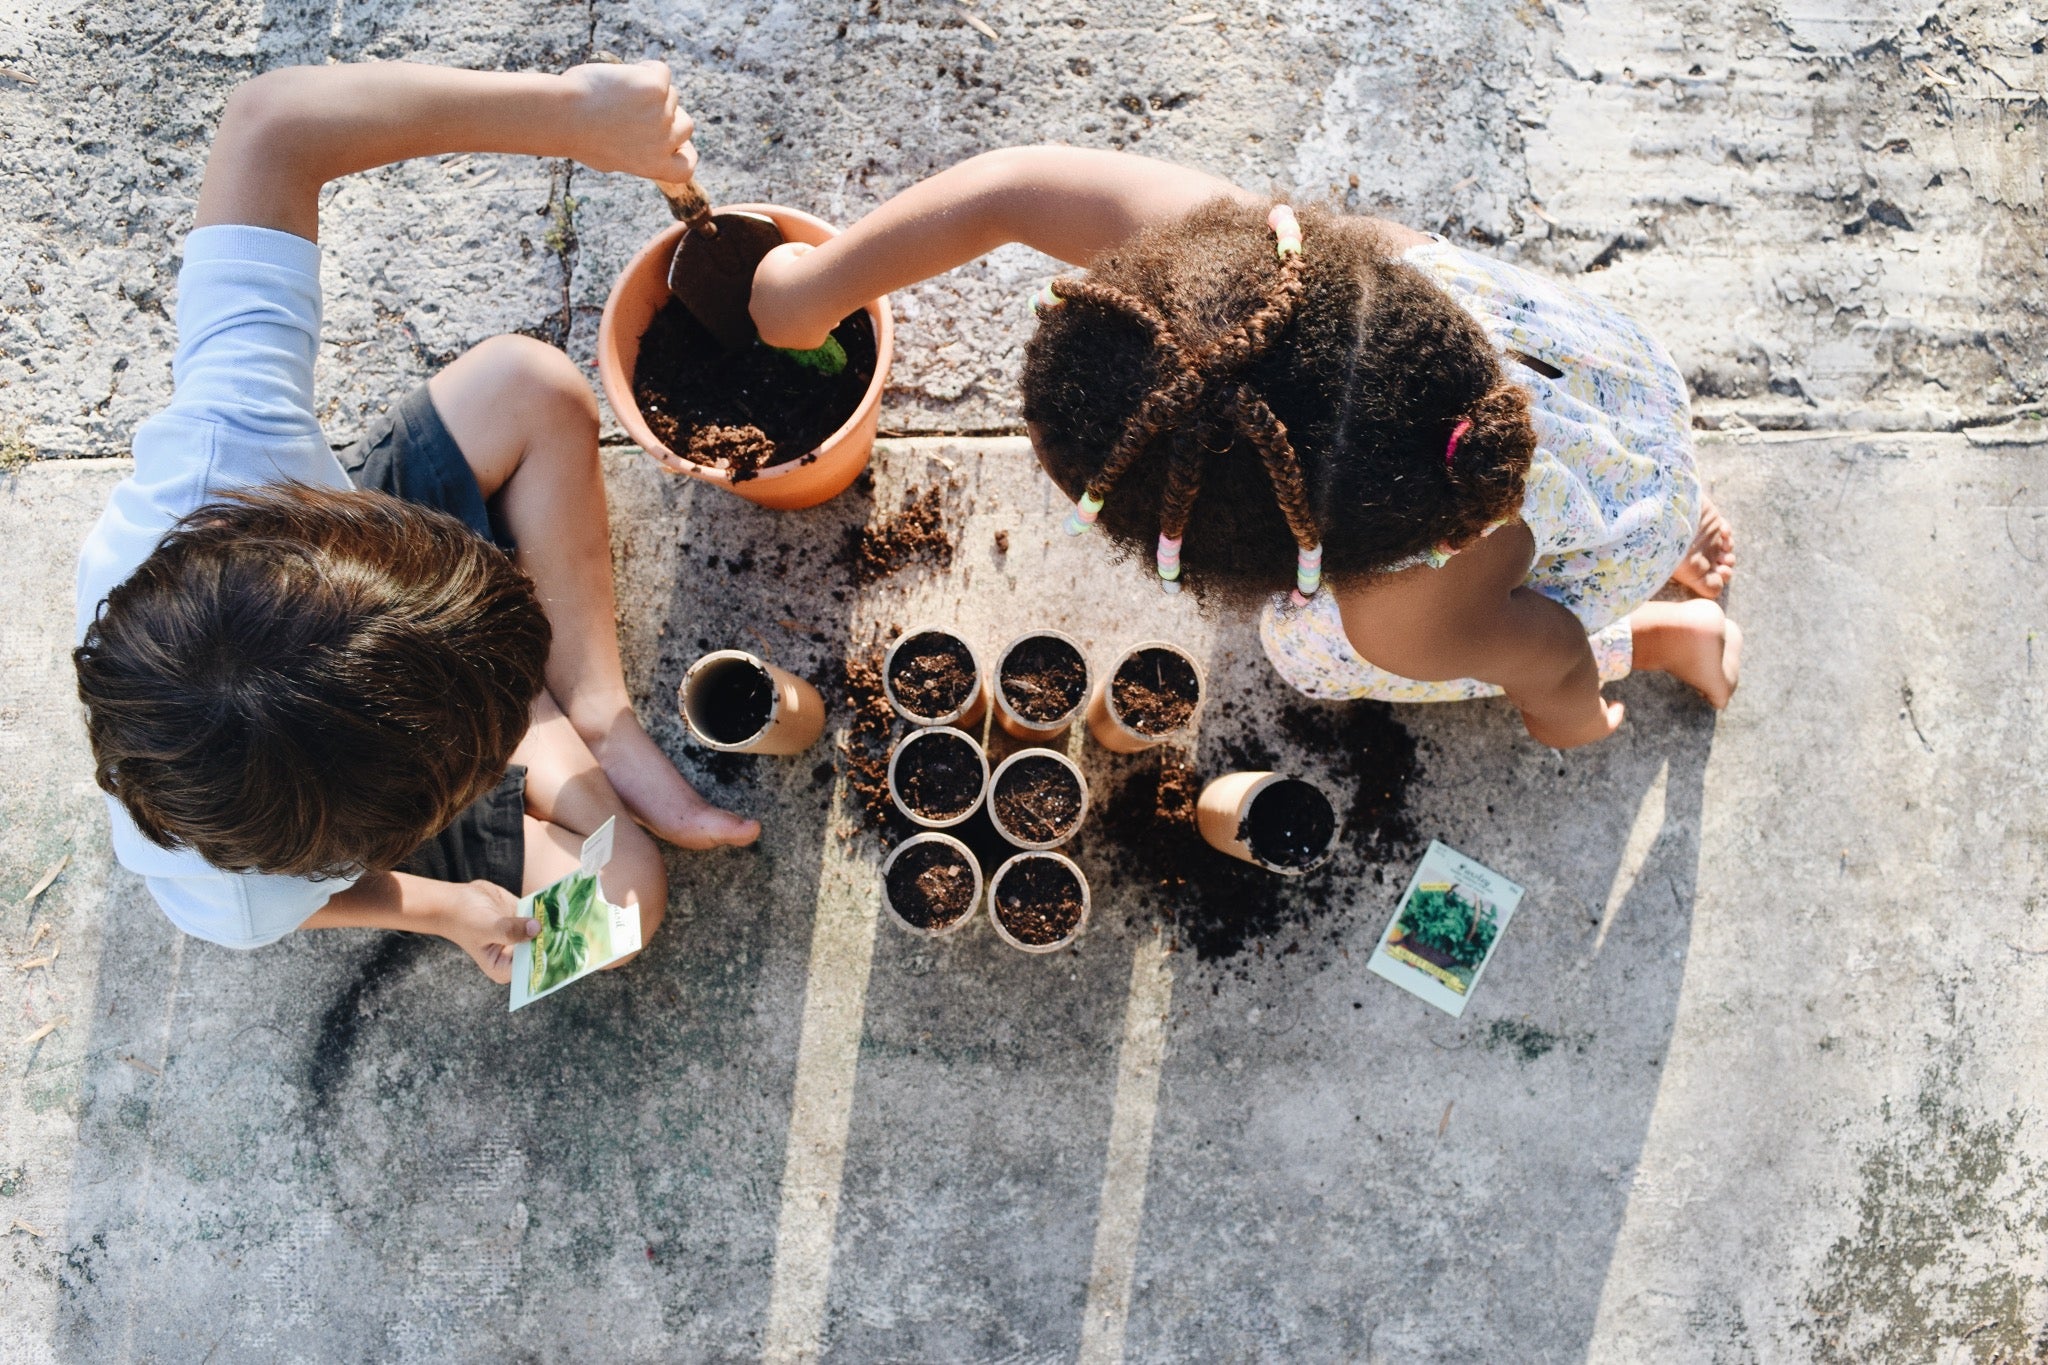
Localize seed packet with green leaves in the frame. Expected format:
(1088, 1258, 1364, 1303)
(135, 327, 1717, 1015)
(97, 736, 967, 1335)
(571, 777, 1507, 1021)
(509, 817, 642, 1011)
(1367, 840, 1524, 1017)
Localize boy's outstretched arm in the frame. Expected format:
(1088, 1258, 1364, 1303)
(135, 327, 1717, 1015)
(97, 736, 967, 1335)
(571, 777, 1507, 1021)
(750, 146, 1256, 350)
(195, 59, 699, 240)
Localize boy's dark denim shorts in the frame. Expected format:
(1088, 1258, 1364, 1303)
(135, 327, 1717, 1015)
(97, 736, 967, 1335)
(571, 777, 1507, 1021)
(338, 383, 527, 896)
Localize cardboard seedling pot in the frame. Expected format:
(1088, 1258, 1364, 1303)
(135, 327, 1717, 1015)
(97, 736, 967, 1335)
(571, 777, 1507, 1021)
(986, 748, 1090, 851)
(986, 851, 1092, 954)
(879, 831, 983, 938)
(597, 204, 895, 510)
(1196, 771, 1340, 876)
(882, 626, 988, 729)
(1087, 639, 1204, 754)
(993, 629, 1091, 742)
(886, 725, 990, 829)
(680, 649, 826, 755)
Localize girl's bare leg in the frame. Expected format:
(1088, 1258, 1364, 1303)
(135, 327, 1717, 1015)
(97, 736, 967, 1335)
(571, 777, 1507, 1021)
(429, 334, 760, 849)
(1628, 599, 1742, 709)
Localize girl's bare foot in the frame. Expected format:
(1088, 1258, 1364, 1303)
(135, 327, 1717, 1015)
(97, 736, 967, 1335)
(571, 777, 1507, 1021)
(587, 721, 762, 849)
(1629, 599, 1742, 709)
(1670, 496, 1736, 599)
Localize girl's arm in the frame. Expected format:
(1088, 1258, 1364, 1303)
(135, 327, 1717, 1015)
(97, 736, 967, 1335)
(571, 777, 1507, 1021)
(195, 59, 699, 241)
(750, 146, 1256, 350)
(304, 871, 541, 984)
(1337, 526, 1625, 749)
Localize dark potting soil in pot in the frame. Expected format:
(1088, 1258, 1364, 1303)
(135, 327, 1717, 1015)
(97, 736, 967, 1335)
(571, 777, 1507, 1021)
(893, 731, 983, 820)
(887, 632, 977, 719)
(991, 755, 1083, 844)
(1242, 778, 1337, 869)
(693, 659, 774, 745)
(994, 857, 1086, 946)
(999, 636, 1087, 724)
(885, 841, 977, 929)
(633, 300, 877, 480)
(1110, 646, 1200, 734)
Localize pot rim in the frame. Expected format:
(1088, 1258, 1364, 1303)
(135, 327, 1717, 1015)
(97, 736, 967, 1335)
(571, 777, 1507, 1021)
(985, 747, 1090, 851)
(986, 850, 1092, 954)
(680, 649, 783, 753)
(879, 831, 983, 938)
(1100, 638, 1206, 741)
(882, 625, 986, 727)
(992, 628, 1091, 732)
(1215, 771, 1341, 876)
(885, 724, 990, 829)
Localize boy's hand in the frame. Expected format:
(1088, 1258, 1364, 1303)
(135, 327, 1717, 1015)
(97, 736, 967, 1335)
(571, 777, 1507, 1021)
(560, 59, 698, 185)
(752, 241, 833, 350)
(438, 880, 542, 985)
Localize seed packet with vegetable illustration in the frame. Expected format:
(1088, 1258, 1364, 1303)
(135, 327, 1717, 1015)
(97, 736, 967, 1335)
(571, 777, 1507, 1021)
(1367, 840, 1524, 1018)
(509, 817, 641, 1011)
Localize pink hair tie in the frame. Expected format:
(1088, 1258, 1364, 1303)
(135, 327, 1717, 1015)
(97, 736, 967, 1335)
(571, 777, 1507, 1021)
(1445, 418, 1473, 470)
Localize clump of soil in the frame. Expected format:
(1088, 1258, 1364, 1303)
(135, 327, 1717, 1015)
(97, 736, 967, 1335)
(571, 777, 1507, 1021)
(891, 729, 984, 822)
(885, 840, 977, 929)
(689, 657, 773, 745)
(1244, 778, 1337, 870)
(633, 301, 877, 480)
(993, 856, 1086, 946)
(839, 646, 910, 842)
(854, 484, 955, 585)
(999, 635, 1087, 724)
(992, 530, 1010, 555)
(887, 631, 978, 720)
(991, 755, 1084, 845)
(1110, 646, 1200, 734)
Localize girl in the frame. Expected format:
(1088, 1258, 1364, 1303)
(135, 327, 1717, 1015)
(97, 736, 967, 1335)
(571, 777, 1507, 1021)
(750, 148, 1739, 748)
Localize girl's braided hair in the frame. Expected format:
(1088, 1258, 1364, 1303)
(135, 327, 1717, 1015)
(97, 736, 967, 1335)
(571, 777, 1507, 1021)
(1021, 198, 1536, 604)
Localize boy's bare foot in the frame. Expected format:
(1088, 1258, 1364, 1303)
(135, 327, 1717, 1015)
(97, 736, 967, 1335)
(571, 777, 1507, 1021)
(1630, 599, 1742, 709)
(589, 723, 762, 849)
(1669, 496, 1736, 599)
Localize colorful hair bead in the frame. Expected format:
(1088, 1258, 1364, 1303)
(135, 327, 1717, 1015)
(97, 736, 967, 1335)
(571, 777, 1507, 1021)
(1424, 543, 1456, 570)
(1063, 490, 1105, 536)
(1156, 533, 1184, 594)
(1267, 204, 1303, 258)
(1290, 541, 1323, 603)
(1031, 283, 1063, 317)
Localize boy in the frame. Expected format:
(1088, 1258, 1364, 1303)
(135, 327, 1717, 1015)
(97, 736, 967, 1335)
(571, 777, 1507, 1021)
(73, 60, 757, 983)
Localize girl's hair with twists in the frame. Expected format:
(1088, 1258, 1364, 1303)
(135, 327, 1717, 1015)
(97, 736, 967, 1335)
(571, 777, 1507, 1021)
(1020, 198, 1536, 605)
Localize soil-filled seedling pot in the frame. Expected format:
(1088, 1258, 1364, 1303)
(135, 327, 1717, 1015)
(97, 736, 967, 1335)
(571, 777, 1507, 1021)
(1196, 772, 1340, 875)
(880, 832, 983, 938)
(680, 649, 827, 755)
(883, 627, 987, 729)
(993, 629, 1090, 741)
(987, 851, 1092, 953)
(987, 748, 1090, 850)
(598, 205, 895, 510)
(1088, 640, 1204, 754)
(886, 725, 990, 829)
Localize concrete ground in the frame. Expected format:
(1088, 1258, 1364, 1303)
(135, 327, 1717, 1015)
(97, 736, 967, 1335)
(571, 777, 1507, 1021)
(2, 1, 2046, 1363)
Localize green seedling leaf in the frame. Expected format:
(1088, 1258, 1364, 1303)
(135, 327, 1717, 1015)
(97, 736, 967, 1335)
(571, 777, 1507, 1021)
(777, 334, 848, 376)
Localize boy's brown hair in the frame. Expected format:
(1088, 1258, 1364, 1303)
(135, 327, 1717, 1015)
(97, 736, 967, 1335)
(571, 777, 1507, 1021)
(74, 484, 550, 879)
(1021, 198, 1536, 602)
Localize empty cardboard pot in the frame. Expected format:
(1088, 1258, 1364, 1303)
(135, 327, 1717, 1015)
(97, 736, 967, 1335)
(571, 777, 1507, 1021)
(886, 725, 990, 829)
(879, 832, 983, 938)
(1087, 639, 1204, 754)
(986, 748, 1089, 851)
(680, 650, 826, 755)
(986, 851, 1092, 954)
(882, 627, 988, 729)
(598, 204, 895, 510)
(1196, 771, 1340, 876)
(992, 629, 1091, 742)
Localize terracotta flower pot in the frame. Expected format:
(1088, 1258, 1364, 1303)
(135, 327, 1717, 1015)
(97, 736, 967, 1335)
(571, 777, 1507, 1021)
(1087, 639, 1204, 754)
(680, 649, 827, 755)
(596, 204, 895, 510)
(886, 725, 990, 829)
(986, 748, 1090, 850)
(986, 851, 1091, 954)
(992, 629, 1091, 742)
(880, 831, 982, 938)
(882, 626, 987, 729)
(1195, 772, 1340, 876)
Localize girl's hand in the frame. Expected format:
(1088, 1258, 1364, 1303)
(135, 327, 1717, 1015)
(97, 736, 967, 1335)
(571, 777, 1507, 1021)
(560, 59, 698, 185)
(751, 242, 834, 350)
(436, 880, 542, 985)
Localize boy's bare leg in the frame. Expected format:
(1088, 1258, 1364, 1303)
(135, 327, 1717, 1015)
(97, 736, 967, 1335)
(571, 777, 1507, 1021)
(430, 334, 760, 849)
(1627, 599, 1742, 709)
(513, 692, 667, 960)
(1669, 494, 1736, 599)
